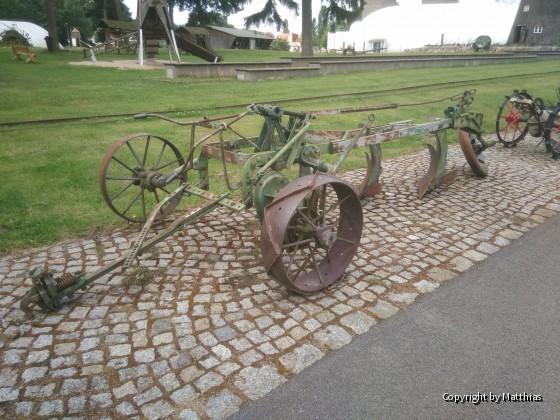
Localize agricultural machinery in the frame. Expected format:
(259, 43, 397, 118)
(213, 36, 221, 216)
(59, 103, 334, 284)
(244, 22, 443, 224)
(495, 88, 560, 158)
(20, 89, 493, 316)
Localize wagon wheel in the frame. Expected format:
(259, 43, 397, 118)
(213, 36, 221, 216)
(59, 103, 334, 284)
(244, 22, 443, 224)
(99, 133, 185, 223)
(495, 94, 532, 147)
(545, 106, 560, 160)
(458, 130, 488, 177)
(261, 173, 363, 294)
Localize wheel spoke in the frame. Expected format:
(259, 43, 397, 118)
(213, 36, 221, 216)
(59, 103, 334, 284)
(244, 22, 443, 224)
(282, 237, 314, 250)
(290, 249, 314, 281)
(142, 135, 151, 166)
(105, 176, 141, 181)
(154, 158, 182, 172)
(110, 181, 135, 202)
(154, 142, 168, 169)
(310, 250, 324, 284)
(313, 193, 351, 224)
(126, 141, 144, 167)
(296, 208, 317, 229)
(111, 155, 136, 173)
(120, 188, 143, 217)
(285, 243, 302, 275)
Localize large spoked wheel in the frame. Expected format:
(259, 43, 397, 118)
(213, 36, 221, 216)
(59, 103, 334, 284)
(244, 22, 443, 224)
(261, 173, 363, 294)
(99, 133, 185, 223)
(545, 106, 560, 160)
(495, 94, 532, 147)
(458, 130, 489, 177)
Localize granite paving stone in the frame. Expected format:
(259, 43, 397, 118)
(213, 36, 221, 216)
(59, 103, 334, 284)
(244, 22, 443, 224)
(0, 138, 558, 418)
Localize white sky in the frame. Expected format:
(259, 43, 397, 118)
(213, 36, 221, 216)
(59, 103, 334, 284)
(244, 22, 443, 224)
(123, 0, 519, 35)
(124, 0, 322, 34)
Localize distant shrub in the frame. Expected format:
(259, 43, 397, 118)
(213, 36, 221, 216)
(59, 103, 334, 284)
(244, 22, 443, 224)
(270, 38, 290, 51)
(0, 26, 32, 46)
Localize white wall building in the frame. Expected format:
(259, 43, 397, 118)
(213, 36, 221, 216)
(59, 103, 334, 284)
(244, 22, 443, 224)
(328, 0, 520, 52)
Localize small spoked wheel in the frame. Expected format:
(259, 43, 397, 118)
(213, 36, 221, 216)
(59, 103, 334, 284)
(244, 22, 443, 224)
(495, 94, 532, 147)
(99, 133, 185, 223)
(261, 173, 363, 294)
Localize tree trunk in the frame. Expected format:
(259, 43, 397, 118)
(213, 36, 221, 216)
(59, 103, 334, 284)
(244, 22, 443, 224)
(45, 0, 60, 51)
(114, 0, 123, 21)
(301, 0, 313, 56)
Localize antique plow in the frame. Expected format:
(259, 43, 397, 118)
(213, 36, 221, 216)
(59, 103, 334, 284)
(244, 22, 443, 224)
(20, 89, 493, 316)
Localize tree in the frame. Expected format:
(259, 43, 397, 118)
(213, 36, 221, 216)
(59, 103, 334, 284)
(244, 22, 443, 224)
(59, 0, 95, 45)
(270, 37, 290, 51)
(244, 0, 364, 56)
(45, 0, 60, 51)
(174, 0, 251, 25)
(86, 0, 132, 42)
(187, 9, 230, 26)
(86, 0, 132, 23)
(0, 0, 46, 25)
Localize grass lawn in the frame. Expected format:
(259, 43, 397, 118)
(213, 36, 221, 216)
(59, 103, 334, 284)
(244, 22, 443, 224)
(1, 46, 559, 253)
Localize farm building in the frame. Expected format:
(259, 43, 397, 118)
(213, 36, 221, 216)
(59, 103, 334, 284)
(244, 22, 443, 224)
(206, 26, 274, 50)
(98, 19, 138, 40)
(175, 26, 215, 51)
(507, 0, 560, 46)
(328, 0, 520, 53)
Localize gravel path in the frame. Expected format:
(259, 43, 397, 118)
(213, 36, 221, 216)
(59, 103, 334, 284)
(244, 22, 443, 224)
(0, 136, 558, 418)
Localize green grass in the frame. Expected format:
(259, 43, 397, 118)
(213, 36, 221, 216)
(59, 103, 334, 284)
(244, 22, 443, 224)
(1, 46, 559, 253)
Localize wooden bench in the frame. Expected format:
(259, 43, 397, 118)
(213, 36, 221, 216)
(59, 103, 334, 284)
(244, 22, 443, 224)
(11, 45, 36, 63)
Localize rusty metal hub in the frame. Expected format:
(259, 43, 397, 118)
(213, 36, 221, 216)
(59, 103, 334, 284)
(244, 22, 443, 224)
(260, 173, 363, 294)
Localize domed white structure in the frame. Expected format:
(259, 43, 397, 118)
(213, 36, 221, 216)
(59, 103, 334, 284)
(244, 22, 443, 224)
(0, 20, 63, 48)
(328, 0, 520, 52)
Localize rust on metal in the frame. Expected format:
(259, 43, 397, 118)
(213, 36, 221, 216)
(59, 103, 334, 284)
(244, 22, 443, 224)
(20, 90, 495, 316)
(260, 173, 363, 294)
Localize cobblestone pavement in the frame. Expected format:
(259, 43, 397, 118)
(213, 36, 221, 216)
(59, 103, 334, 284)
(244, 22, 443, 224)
(1, 135, 559, 419)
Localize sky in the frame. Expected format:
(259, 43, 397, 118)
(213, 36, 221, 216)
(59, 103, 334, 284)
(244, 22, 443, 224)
(123, 0, 520, 35)
(124, 0, 322, 34)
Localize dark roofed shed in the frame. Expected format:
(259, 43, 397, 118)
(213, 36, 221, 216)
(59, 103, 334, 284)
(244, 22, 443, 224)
(206, 26, 274, 50)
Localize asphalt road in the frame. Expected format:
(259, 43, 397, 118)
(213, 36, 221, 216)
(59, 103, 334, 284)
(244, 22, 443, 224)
(230, 212, 560, 419)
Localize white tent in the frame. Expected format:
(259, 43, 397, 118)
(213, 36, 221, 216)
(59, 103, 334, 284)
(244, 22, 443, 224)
(328, 0, 520, 53)
(0, 20, 63, 48)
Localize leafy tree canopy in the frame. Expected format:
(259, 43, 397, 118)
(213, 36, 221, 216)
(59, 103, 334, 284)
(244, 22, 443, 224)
(244, 0, 299, 31)
(0, 0, 49, 26)
(321, 0, 364, 29)
(174, 0, 250, 25)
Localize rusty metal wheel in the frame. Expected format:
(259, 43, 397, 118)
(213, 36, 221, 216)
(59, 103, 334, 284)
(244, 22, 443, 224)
(495, 94, 531, 147)
(99, 133, 185, 223)
(260, 173, 363, 294)
(459, 130, 488, 177)
(545, 106, 560, 160)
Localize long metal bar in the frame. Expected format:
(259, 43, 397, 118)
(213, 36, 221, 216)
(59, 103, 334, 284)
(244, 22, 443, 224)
(20, 193, 229, 315)
(328, 119, 452, 154)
